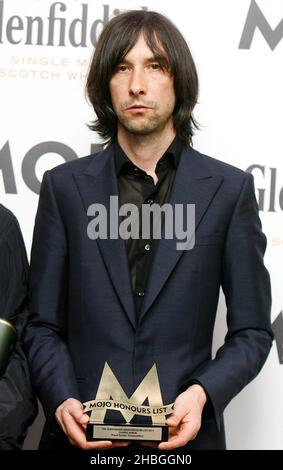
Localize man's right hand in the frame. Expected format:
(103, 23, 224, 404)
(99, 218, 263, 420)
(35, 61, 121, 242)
(55, 398, 130, 450)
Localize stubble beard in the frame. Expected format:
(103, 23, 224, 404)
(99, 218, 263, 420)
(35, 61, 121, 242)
(117, 109, 172, 137)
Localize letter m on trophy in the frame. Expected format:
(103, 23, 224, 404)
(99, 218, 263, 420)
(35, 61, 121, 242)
(84, 362, 173, 441)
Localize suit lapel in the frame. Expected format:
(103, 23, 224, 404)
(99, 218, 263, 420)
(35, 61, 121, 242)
(73, 145, 136, 329)
(139, 147, 224, 323)
(73, 145, 223, 328)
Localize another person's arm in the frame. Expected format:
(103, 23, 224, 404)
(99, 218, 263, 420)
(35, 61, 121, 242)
(0, 206, 37, 449)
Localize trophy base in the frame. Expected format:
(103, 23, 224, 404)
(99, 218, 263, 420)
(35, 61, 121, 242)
(86, 422, 168, 442)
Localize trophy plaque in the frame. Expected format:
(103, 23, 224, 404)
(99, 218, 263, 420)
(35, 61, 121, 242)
(84, 362, 173, 442)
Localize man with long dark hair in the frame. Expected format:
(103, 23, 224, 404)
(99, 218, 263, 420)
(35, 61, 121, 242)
(24, 11, 272, 451)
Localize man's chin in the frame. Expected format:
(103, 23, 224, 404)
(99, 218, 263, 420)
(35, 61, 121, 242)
(127, 128, 155, 136)
(120, 122, 159, 136)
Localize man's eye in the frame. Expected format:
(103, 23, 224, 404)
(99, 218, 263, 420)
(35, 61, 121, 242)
(117, 65, 128, 72)
(150, 63, 161, 70)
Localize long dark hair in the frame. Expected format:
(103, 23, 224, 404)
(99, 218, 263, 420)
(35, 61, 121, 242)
(86, 10, 199, 146)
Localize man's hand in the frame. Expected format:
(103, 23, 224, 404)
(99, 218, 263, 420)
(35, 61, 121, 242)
(140, 384, 207, 451)
(55, 398, 130, 450)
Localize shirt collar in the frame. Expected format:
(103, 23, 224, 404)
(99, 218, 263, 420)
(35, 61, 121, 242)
(114, 136, 182, 176)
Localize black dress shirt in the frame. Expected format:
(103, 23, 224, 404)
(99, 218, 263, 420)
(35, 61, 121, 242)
(114, 137, 182, 315)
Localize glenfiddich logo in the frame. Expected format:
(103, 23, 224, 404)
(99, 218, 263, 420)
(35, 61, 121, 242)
(247, 165, 283, 213)
(0, 1, 147, 48)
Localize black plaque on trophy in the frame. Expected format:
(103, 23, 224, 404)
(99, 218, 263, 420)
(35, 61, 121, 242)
(86, 422, 168, 442)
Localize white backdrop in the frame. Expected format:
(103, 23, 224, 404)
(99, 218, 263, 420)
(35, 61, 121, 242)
(0, 0, 282, 449)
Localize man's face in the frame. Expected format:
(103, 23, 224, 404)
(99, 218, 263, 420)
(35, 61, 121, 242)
(109, 34, 176, 137)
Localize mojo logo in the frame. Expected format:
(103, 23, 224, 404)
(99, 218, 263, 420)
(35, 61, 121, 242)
(239, 0, 283, 50)
(246, 164, 283, 212)
(0, 1, 147, 47)
(272, 312, 283, 365)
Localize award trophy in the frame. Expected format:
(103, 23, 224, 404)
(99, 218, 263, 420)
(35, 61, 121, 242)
(0, 318, 17, 375)
(84, 362, 173, 442)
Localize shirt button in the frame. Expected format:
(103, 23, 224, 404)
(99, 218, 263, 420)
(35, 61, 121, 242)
(137, 291, 145, 297)
(144, 243, 151, 251)
(134, 167, 139, 172)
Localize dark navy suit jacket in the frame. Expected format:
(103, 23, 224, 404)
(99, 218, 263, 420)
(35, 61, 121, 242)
(24, 144, 272, 449)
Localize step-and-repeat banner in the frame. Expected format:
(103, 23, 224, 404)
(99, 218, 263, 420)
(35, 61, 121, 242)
(0, 0, 282, 449)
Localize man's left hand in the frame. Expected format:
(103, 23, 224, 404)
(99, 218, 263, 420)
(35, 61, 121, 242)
(140, 384, 207, 451)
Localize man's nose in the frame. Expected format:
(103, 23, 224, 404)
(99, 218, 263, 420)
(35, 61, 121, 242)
(128, 69, 147, 96)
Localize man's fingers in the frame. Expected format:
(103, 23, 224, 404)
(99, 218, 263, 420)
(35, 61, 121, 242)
(66, 399, 85, 422)
(166, 413, 188, 428)
(56, 398, 85, 427)
(159, 435, 187, 450)
(80, 413, 89, 425)
(62, 407, 93, 448)
(159, 419, 200, 450)
(166, 393, 190, 427)
(107, 441, 131, 448)
(138, 441, 159, 449)
(55, 399, 131, 449)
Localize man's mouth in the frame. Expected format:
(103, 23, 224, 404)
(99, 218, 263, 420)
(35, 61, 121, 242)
(129, 105, 148, 108)
(126, 105, 151, 112)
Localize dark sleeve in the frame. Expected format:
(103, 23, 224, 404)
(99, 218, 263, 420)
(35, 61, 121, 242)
(0, 215, 29, 332)
(0, 209, 38, 450)
(23, 171, 80, 417)
(185, 173, 273, 429)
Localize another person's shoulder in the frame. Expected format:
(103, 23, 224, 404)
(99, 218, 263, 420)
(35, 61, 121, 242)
(0, 204, 21, 244)
(0, 203, 16, 223)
